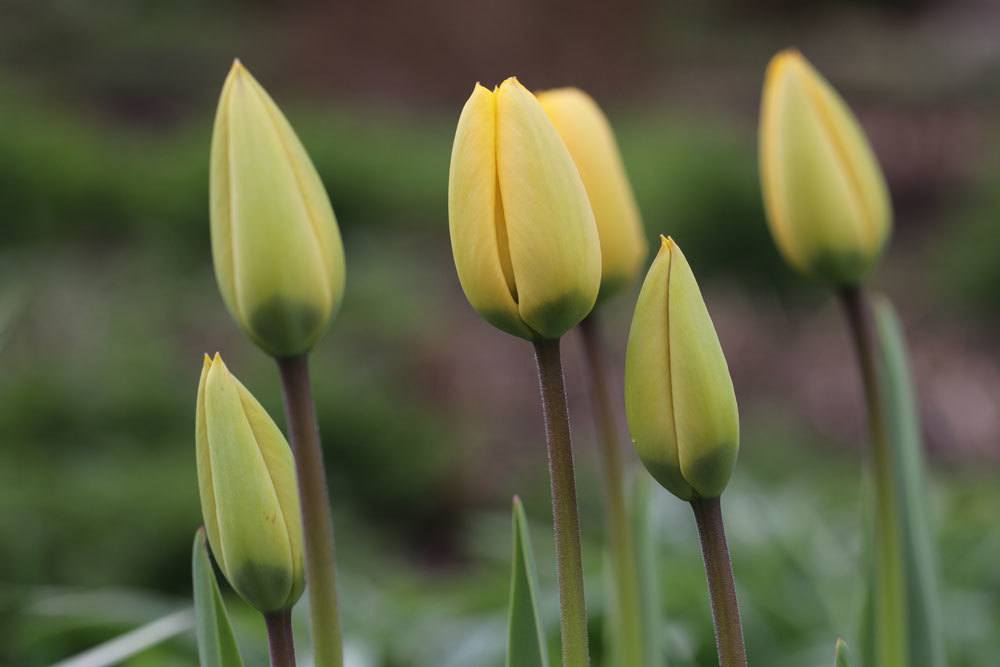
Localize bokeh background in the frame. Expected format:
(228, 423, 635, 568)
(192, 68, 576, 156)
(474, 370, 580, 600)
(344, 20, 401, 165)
(1, 1, 998, 665)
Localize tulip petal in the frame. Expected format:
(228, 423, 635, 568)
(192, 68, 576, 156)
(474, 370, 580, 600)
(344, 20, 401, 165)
(448, 84, 534, 339)
(625, 239, 693, 500)
(496, 78, 601, 338)
(195, 355, 223, 570)
(667, 242, 739, 498)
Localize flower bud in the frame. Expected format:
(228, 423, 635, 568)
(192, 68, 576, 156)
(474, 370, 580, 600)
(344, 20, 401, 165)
(210, 60, 346, 357)
(195, 353, 304, 613)
(759, 49, 891, 287)
(624, 237, 739, 500)
(538, 88, 647, 301)
(448, 77, 601, 340)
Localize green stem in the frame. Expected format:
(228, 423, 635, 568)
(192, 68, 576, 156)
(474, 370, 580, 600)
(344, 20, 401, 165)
(277, 355, 343, 667)
(533, 338, 591, 667)
(690, 496, 746, 667)
(579, 314, 643, 667)
(265, 611, 297, 667)
(839, 286, 908, 667)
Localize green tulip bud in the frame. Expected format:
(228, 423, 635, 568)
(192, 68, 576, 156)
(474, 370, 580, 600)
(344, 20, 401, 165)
(448, 77, 602, 340)
(195, 353, 305, 613)
(759, 49, 892, 286)
(210, 60, 346, 357)
(624, 237, 739, 500)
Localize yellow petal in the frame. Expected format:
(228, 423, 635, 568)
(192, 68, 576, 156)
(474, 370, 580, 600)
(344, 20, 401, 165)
(496, 78, 601, 338)
(666, 241, 739, 498)
(448, 84, 534, 339)
(624, 238, 692, 500)
(539, 88, 647, 300)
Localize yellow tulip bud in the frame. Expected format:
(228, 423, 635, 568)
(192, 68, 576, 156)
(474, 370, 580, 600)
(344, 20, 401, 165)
(210, 60, 346, 357)
(759, 49, 891, 287)
(196, 353, 305, 613)
(624, 237, 739, 500)
(448, 77, 601, 340)
(538, 88, 647, 301)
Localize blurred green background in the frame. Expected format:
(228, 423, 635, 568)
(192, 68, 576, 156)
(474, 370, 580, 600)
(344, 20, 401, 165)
(1, 1, 998, 665)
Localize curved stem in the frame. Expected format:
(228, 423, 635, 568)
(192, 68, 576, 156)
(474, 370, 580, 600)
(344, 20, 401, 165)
(533, 338, 591, 667)
(579, 314, 643, 667)
(277, 355, 343, 667)
(265, 611, 297, 667)
(839, 286, 908, 667)
(690, 496, 746, 667)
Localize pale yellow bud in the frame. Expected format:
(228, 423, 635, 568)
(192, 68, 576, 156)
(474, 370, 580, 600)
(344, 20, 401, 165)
(759, 49, 891, 286)
(210, 60, 346, 357)
(625, 237, 739, 500)
(448, 78, 602, 340)
(538, 88, 647, 301)
(196, 354, 305, 613)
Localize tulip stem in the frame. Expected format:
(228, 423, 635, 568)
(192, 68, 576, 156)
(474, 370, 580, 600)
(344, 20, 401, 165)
(690, 496, 746, 667)
(277, 355, 343, 667)
(578, 314, 644, 667)
(533, 338, 591, 667)
(265, 611, 297, 667)
(839, 286, 908, 667)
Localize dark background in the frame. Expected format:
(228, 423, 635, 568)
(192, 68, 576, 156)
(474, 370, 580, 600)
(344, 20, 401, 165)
(1, 1, 998, 665)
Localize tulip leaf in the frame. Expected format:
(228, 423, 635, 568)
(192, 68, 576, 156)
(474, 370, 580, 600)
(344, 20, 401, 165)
(192, 529, 245, 667)
(871, 295, 945, 667)
(507, 497, 548, 667)
(632, 473, 663, 667)
(834, 637, 853, 667)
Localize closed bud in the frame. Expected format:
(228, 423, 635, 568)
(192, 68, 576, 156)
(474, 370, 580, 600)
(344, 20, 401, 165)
(196, 353, 305, 613)
(448, 77, 601, 340)
(210, 60, 346, 357)
(625, 237, 739, 500)
(538, 88, 647, 301)
(759, 49, 891, 286)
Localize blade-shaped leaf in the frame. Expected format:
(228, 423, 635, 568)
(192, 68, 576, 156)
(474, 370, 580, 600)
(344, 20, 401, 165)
(193, 528, 245, 667)
(872, 295, 945, 667)
(834, 637, 853, 667)
(507, 497, 548, 667)
(632, 473, 662, 667)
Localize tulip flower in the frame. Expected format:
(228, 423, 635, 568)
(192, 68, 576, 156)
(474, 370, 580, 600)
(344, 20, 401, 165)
(625, 237, 739, 500)
(759, 49, 891, 286)
(538, 88, 647, 301)
(448, 77, 602, 340)
(195, 353, 305, 613)
(210, 60, 346, 358)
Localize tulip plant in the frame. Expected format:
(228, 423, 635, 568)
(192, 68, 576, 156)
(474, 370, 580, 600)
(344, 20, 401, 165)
(165, 49, 942, 667)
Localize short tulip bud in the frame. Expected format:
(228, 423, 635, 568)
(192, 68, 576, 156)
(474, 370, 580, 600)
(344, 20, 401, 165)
(538, 88, 647, 301)
(448, 77, 602, 340)
(195, 353, 305, 613)
(759, 49, 891, 287)
(625, 237, 739, 500)
(210, 60, 346, 357)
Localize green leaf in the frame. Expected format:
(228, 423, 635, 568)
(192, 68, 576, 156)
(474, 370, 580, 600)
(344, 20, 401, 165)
(192, 528, 245, 667)
(871, 295, 945, 667)
(834, 637, 853, 667)
(632, 473, 662, 667)
(506, 497, 548, 667)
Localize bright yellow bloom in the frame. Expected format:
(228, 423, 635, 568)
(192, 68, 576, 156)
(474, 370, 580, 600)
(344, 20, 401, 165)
(538, 88, 647, 301)
(759, 49, 891, 286)
(625, 237, 739, 500)
(210, 60, 345, 357)
(196, 354, 305, 613)
(448, 77, 601, 340)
